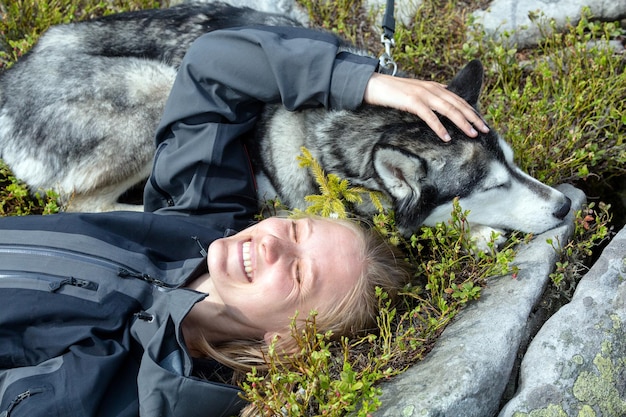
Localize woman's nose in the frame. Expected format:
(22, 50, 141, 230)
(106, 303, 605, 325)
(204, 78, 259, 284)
(260, 234, 292, 265)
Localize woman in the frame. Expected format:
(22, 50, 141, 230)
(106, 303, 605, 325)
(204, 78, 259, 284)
(0, 25, 488, 417)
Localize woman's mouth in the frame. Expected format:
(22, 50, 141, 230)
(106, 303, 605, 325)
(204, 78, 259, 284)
(242, 241, 253, 282)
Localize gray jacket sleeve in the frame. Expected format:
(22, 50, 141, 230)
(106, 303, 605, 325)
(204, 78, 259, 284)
(143, 26, 378, 232)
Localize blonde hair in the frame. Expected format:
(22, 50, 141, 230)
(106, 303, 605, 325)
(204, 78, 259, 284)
(191, 217, 410, 387)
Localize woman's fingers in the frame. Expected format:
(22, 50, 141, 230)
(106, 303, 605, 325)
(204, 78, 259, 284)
(363, 73, 490, 142)
(423, 88, 490, 140)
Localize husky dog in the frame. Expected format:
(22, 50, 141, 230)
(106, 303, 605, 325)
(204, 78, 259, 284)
(0, 2, 571, 239)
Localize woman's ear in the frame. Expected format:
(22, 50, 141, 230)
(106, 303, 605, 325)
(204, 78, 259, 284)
(263, 331, 280, 346)
(263, 331, 299, 355)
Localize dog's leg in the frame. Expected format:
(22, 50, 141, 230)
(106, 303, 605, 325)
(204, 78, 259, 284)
(66, 198, 145, 213)
(64, 181, 146, 213)
(470, 225, 507, 252)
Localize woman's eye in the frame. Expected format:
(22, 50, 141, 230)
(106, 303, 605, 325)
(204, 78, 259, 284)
(290, 221, 301, 283)
(291, 221, 298, 242)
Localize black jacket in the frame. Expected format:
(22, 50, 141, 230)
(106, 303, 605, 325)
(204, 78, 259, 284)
(0, 26, 377, 417)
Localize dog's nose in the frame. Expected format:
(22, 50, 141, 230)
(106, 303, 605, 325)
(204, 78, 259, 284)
(553, 196, 572, 220)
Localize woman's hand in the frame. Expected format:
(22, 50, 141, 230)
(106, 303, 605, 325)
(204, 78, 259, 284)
(363, 72, 490, 142)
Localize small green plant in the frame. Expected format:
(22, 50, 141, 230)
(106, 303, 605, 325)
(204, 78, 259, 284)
(449, 281, 481, 303)
(243, 312, 391, 416)
(0, 162, 59, 215)
(547, 202, 612, 302)
(478, 9, 626, 187)
(393, 0, 480, 78)
(296, 0, 366, 44)
(406, 198, 521, 315)
(297, 147, 387, 219)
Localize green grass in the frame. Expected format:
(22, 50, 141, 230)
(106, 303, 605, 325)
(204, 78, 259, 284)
(0, 160, 59, 215)
(0, 0, 166, 69)
(480, 11, 626, 188)
(0, 0, 621, 414)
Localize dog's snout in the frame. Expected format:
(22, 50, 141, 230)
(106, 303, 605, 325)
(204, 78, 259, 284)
(553, 196, 572, 220)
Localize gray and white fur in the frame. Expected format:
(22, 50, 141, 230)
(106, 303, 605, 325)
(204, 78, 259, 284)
(0, 2, 571, 240)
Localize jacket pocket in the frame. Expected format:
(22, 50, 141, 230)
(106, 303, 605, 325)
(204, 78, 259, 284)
(1, 387, 46, 417)
(0, 271, 98, 295)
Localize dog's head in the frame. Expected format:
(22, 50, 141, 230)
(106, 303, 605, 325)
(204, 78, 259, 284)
(372, 60, 571, 236)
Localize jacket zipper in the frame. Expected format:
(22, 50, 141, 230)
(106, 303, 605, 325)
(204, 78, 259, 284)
(0, 244, 172, 289)
(1, 388, 45, 417)
(0, 244, 142, 275)
(0, 270, 98, 293)
(48, 276, 98, 292)
(149, 143, 176, 207)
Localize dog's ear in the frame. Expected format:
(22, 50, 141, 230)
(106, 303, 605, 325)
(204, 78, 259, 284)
(446, 59, 484, 107)
(373, 145, 439, 234)
(373, 145, 425, 208)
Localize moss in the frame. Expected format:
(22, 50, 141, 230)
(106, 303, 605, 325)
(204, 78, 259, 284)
(572, 341, 626, 416)
(577, 404, 596, 417)
(512, 404, 568, 417)
(514, 318, 626, 417)
(401, 405, 415, 417)
(571, 355, 584, 366)
(610, 314, 621, 330)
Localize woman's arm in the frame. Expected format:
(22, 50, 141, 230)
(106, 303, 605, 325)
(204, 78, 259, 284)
(144, 26, 377, 232)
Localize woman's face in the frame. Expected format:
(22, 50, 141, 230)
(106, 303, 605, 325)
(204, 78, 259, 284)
(206, 217, 364, 341)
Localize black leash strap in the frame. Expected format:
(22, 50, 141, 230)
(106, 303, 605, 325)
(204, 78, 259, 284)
(382, 0, 396, 40)
(378, 0, 398, 75)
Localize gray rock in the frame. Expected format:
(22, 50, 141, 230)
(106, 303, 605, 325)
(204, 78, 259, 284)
(364, 0, 422, 28)
(472, 0, 626, 48)
(499, 226, 626, 417)
(218, 0, 309, 24)
(174, 0, 309, 25)
(375, 184, 586, 417)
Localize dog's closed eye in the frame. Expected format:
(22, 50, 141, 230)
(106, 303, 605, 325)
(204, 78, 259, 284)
(484, 180, 511, 191)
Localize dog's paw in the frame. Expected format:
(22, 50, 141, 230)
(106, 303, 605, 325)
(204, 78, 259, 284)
(469, 225, 507, 253)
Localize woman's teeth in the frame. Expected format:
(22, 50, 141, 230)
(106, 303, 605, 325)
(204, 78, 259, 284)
(242, 241, 253, 281)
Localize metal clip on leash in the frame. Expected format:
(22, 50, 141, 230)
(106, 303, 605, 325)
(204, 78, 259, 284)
(378, 0, 398, 76)
(379, 34, 397, 76)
